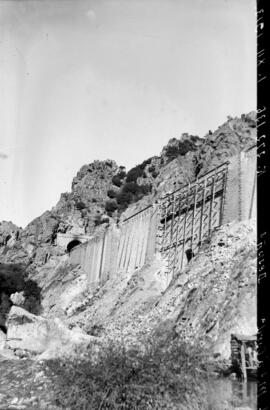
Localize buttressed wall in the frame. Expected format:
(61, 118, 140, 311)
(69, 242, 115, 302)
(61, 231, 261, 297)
(69, 146, 256, 290)
(70, 207, 159, 289)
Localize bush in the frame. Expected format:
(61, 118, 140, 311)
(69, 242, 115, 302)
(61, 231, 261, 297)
(112, 176, 122, 187)
(75, 201, 86, 210)
(165, 140, 196, 161)
(107, 189, 117, 199)
(94, 215, 110, 226)
(116, 191, 133, 209)
(112, 171, 126, 187)
(126, 166, 144, 183)
(117, 170, 126, 179)
(165, 146, 180, 160)
(139, 183, 152, 195)
(105, 200, 118, 215)
(178, 140, 194, 155)
(44, 337, 214, 410)
(122, 182, 141, 195)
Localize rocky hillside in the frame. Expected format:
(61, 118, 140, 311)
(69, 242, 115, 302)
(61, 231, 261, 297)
(0, 112, 256, 359)
(53, 219, 255, 359)
(0, 112, 256, 265)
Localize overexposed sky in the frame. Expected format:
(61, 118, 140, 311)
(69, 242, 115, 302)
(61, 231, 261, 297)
(0, 0, 256, 228)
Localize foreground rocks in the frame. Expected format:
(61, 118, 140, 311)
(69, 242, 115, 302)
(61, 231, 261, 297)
(6, 306, 98, 360)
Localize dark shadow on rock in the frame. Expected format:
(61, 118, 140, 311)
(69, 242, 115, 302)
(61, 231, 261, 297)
(0, 263, 42, 327)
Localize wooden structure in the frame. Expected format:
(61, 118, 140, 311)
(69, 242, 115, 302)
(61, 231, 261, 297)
(158, 162, 228, 276)
(231, 334, 257, 379)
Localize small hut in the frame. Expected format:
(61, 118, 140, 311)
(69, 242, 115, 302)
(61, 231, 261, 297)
(231, 334, 257, 379)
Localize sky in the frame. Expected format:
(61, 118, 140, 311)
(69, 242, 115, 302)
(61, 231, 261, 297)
(0, 0, 256, 228)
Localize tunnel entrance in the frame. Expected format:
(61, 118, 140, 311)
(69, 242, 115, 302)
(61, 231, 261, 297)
(67, 239, 81, 253)
(0, 324, 7, 334)
(185, 248, 194, 263)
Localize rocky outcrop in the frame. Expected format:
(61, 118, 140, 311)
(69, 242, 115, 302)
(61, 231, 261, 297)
(6, 306, 97, 359)
(0, 221, 22, 247)
(6, 306, 49, 353)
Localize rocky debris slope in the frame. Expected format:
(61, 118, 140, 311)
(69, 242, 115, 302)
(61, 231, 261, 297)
(67, 219, 256, 359)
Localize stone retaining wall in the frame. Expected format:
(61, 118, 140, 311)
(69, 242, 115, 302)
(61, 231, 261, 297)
(69, 146, 256, 289)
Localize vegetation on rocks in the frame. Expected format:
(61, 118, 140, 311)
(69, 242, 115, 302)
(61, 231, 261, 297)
(45, 336, 222, 410)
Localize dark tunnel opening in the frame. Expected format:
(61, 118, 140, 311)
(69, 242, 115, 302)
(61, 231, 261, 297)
(66, 239, 81, 253)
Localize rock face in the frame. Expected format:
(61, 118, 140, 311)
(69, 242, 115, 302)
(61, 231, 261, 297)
(0, 221, 22, 247)
(6, 306, 96, 359)
(6, 306, 49, 353)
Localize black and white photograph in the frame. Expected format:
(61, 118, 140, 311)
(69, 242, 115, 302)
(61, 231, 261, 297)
(0, 1, 258, 409)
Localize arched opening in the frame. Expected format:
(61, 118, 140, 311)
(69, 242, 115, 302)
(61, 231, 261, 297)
(185, 248, 194, 263)
(0, 324, 7, 334)
(67, 239, 81, 253)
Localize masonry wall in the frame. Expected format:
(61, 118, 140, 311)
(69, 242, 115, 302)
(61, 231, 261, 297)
(116, 206, 156, 273)
(240, 147, 257, 220)
(70, 207, 157, 290)
(223, 146, 256, 224)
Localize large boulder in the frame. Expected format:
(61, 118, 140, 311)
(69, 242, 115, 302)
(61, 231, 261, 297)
(10, 291, 25, 307)
(6, 306, 97, 359)
(6, 306, 50, 353)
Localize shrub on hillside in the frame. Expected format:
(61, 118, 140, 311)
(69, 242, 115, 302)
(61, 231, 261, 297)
(116, 191, 133, 210)
(94, 215, 110, 226)
(45, 336, 213, 410)
(105, 200, 118, 215)
(122, 182, 141, 195)
(118, 183, 152, 208)
(75, 201, 86, 210)
(126, 166, 144, 183)
(112, 175, 122, 187)
(165, 140, 196, 161)
(112, 170, 126, 187)
(107, 189, 117, 199)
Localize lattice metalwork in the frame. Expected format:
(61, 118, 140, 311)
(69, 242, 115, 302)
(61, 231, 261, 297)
(158, 162, 228, 276)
